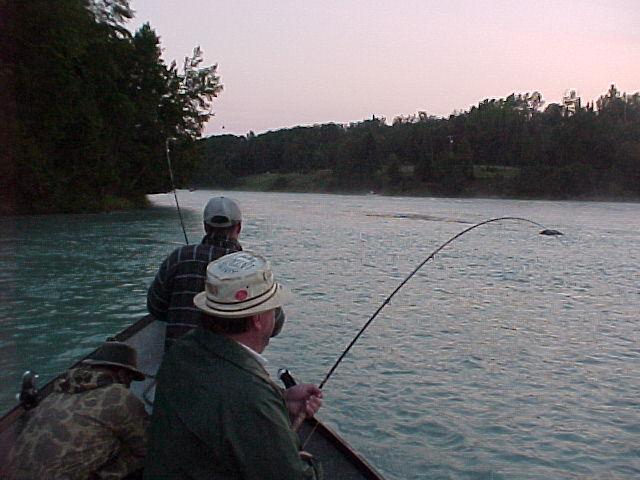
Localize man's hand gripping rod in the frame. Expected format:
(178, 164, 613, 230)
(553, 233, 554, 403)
(278, 368, 308, 432)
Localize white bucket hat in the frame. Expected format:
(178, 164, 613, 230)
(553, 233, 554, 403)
(194, 251, 288, 318)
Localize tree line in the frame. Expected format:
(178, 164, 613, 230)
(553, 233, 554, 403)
(2, 0, 637, 212)
(199, 86, 640, 200)
(1, 0, 221, 214)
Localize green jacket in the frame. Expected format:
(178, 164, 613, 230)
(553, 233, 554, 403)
(144, 329, 321, 479)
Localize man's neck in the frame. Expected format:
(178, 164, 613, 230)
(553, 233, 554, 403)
(236, 341, 268, 366)
(229, 333, 263, 354)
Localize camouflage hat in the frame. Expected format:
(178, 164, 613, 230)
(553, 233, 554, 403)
(81, 341, 146, 381)
(194, 251, 288, 319)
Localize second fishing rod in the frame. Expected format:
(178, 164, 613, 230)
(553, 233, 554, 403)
(166, 137, 190, 245)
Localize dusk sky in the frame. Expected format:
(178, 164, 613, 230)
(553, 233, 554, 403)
(130, 0, 639, 137)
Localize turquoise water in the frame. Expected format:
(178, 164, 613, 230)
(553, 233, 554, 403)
(1, 192, 639, 478)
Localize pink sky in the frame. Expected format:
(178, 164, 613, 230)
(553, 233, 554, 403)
(130, 0, 639, 136)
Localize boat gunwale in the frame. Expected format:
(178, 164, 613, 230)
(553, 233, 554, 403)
(0, 315, 155, 433)
(303, 417, 385, 480)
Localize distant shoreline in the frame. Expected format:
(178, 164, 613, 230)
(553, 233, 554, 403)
(198, 171, 640, 205)
(0, 195, 149, 217)
(221, 188, 640, 204)
(2, 182, 639, 217)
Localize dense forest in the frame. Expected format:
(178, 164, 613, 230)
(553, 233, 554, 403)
(1, 1, 638, 214)
(0, 0, 220, 214)
(199, 86, 640, 200)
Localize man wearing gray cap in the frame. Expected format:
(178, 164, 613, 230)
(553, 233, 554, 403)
(147, 196, 243, 348)
(144, 251, 323, 479)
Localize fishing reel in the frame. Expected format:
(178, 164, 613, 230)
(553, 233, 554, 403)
(278, 368, 297, 388)
(16, 370, 39, 410)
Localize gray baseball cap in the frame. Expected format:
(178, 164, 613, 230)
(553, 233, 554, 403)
(203, 197, 242, 227)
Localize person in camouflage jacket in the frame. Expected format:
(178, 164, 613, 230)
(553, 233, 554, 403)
(8, 343, 149, 480)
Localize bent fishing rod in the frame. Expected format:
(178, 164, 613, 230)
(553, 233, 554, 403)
(165, 137, 189, 244)
(318, 216, 562, 390)
(289, 216, 563, 442)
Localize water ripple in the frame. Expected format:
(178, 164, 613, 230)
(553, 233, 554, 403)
(2, 192, 640, 479)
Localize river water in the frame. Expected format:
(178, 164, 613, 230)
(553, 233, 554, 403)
(1, 191, 639, 479)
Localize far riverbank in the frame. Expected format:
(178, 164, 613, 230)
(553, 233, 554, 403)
(0, 195, 149, 217)
(202, 171, 640, 204)
(3, 170, 639, 218)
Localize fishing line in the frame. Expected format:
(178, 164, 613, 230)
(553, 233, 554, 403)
(319, 216, 561, 389)
(299, 216, 563, 447)
(165, 137, 189, 245)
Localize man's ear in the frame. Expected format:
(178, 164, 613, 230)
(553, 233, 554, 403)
(235, 222, 242, 236)
(251, 313, 264, 332)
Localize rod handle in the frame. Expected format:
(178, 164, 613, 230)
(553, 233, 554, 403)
(278, 368, 297, 388)
(278, 369, 306, 432)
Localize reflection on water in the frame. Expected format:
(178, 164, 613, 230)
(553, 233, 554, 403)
(1, 192, 639, 479)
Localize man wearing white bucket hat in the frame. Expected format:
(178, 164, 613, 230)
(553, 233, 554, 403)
(147, 196, 243, 348)
(144, 251, 323, 479)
